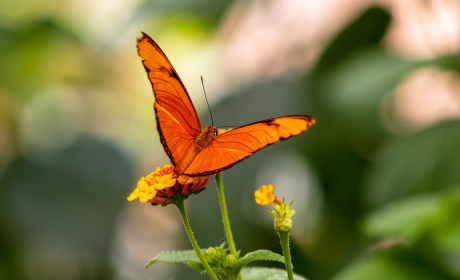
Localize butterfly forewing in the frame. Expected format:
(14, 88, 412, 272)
(137, 33, 202, 166)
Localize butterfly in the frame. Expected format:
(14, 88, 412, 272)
(137, 32, 316, 177)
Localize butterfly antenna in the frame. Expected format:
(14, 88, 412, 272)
(201, 76, 214, 127)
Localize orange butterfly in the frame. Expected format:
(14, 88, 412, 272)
(137, 32, 316, 177)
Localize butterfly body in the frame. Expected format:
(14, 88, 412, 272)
(194, 126, 217, 150)
(138, 32, 316, 177)
(174, 125, 217, 174)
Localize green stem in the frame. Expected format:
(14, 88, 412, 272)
(215, 173, 237, 256)
(215, 173, 242, 280)
(175, 199, 219, 280)
(279, 231, 294, 280)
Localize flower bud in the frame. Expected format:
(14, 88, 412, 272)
(274, 216, 293, 232)
(268, 198, 295, 233)
(222, 254, 237, 267)
(205, 247, 218, 263)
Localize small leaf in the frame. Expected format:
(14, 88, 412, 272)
(241, 267, 308, 280)
(234, 250, 285, 271)
(236, 250, 241, 258)
(146, 250, 205, 272)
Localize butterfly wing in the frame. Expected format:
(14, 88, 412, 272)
(183, 115, 316, 176)
(137, 32, 202, 166)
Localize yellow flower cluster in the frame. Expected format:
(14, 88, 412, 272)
(255, 184, 276, 205)
(127, 164, 210, 205)
(127, 164, 176, 203)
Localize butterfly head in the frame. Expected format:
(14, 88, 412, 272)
(204, 125, 218, 136)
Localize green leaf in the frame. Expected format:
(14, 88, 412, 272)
(363, 121, 460, 207)
(364, 189, 460, 243)
(146, 250, 205, 272)
(146, 249, 288, 278)
(241, 267, 308, 280)
(364, 193, 442, 242)
(234, 250, 285, 271)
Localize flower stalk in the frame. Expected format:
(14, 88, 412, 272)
(255, 185, 296, 280)
(175, 198, 219, 280)
(270, 198, 296, 280)
(215, 173, 242, 280)
(279, 230, 294, 280)
(215, 173, 237, 256)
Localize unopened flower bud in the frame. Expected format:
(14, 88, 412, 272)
(205, 247, 218, 263)
(268, 198, 295, 233)
(274, 216, 293, 232)
(222, 254, 237, 267)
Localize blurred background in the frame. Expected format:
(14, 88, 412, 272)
(1, 0, 460, 279)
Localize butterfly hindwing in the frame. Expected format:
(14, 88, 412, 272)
(183, 116, 316, 176)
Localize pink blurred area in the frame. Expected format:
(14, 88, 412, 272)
(219, 0, 460, 79)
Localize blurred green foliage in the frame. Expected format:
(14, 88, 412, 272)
(0, 1, 459, 280)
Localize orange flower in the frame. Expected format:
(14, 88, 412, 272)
(255, 184, 281, 206)
(128, 164, 209, 206)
